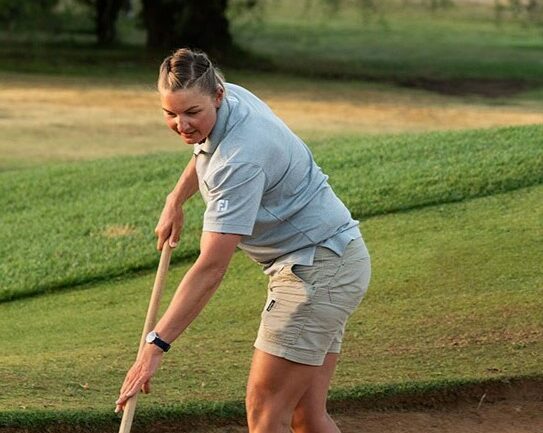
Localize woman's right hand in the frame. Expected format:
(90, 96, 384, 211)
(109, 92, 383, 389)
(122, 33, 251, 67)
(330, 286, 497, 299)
(155, 195, 184, 251)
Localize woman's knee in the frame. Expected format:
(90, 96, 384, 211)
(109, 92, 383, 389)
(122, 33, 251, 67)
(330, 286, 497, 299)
(292, 406, 338, 433)
(245, 381, 291, 429)
(245, 381, 264, 418)
(292, 402, 325, 424)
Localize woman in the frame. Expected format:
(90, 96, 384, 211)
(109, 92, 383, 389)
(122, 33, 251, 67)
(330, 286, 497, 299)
(115, 48, 371, 433)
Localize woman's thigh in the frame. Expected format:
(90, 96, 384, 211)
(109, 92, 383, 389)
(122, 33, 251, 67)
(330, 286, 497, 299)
(246, 349, 338, 415)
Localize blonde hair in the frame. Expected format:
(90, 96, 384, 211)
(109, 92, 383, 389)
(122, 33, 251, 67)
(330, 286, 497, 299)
(158, 48, 225, 96)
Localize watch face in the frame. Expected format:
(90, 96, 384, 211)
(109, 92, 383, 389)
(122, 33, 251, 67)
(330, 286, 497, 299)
(146, 331, 157, 343)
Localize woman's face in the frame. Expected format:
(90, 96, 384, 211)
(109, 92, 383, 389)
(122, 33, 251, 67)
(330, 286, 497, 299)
(160, 86, 224, 145)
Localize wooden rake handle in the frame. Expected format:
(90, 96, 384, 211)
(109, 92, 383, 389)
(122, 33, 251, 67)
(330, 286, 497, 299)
(118, 243, 173, 433)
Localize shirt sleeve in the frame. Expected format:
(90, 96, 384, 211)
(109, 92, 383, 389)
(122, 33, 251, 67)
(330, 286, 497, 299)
(202, 162, 266, 236)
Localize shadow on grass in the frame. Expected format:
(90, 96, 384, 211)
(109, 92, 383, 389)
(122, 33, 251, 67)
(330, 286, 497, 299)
(1, 36, 540, 98)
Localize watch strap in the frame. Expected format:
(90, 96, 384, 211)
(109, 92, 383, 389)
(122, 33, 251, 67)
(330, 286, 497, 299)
(148, 332, 171, 352)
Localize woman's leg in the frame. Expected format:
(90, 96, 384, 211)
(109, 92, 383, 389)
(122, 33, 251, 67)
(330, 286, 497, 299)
(246, 349, 341, 433)
(291, 353, 341, 433)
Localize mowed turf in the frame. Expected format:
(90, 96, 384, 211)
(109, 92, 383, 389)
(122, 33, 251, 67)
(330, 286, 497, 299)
(233, 1, 543, 83)
(1, 124, 542, 302)
(0, 184, 541, 422)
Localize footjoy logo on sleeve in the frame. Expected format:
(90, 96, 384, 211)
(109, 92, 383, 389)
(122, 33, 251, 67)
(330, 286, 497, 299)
(217, 199, 229, 212)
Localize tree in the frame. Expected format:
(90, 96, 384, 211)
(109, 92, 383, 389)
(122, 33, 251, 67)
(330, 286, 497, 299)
(141, 0, 232, 55)
(495, 0, 543, 29)
(77, 0, 127, 45)
(0, 0, 58, 32)
(96, 0, 126, 45)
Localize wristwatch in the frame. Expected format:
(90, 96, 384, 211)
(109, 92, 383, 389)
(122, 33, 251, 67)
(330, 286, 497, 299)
(145, 331, 171, 352)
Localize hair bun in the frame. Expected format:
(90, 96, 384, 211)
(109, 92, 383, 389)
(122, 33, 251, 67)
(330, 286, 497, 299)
(158, 48, 225, 95)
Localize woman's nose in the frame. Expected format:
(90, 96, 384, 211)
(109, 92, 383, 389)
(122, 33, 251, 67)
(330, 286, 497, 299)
(176, 117, 189, 133)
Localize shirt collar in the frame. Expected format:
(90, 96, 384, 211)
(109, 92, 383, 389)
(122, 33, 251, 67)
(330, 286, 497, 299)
(193, 96, 230, 156)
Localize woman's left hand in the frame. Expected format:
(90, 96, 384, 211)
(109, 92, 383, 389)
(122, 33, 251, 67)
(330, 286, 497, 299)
(115, 344, 165, 413)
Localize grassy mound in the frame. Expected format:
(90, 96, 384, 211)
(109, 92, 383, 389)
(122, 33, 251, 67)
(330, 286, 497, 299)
(1, 125, 542, 302)
(1, 184, 541, 420)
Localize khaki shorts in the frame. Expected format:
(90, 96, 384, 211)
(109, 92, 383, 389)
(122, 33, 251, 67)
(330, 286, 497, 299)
(254, 238, 371, 366)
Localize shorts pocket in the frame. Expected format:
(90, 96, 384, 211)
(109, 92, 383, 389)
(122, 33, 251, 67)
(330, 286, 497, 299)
(291, 263, 323, 287)
(269, 265, 305, 289)
(293, 264, 338, 289)
(262, 268, 312, 346)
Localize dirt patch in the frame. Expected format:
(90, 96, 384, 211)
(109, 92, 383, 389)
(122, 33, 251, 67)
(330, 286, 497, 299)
(334, 401, 543, 433)
(398, 78, 535, 98)
(165, 401, 543, 433)
(100, 224, 138, 239)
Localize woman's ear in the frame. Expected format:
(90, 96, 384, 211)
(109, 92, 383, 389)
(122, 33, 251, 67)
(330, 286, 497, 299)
(215, 86, 225, 108)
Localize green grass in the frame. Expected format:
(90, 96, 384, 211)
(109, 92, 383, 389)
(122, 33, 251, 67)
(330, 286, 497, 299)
(1, 184, 541, 425)
(232, 2, 543, 83)
(1, 124, 542, 302)
(321, 125, 543, 216)
(1, 4, 542, 428)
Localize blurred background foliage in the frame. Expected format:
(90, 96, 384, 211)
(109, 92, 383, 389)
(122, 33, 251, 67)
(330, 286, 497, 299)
(1, 1, 542, 53)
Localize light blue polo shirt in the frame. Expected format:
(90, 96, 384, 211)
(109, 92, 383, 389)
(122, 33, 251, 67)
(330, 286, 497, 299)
(193, 83, 366, 274)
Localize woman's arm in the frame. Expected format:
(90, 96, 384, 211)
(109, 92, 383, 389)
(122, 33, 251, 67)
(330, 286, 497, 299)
(168, 156, 199, 207)
(155, 156, 199, 250)
(115, 231, 241, 413)
(154, 231, 241, 341)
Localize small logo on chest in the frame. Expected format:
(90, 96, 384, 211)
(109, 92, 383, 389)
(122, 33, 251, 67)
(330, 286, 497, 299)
(217, 199, 229, 212)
